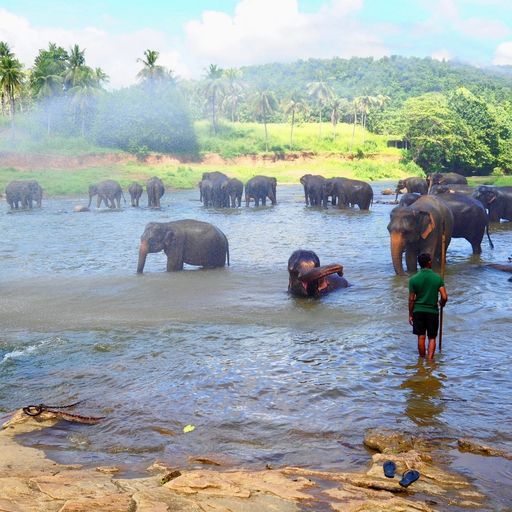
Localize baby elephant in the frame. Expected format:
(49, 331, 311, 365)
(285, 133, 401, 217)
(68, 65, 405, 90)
(288, 250, 349, 298)
(137, 219, 230, 273)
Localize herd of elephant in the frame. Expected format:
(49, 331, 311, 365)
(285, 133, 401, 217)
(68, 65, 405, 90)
(4, 170, 512, 287)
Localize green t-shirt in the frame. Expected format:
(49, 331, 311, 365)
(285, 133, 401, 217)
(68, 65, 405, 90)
(408, 268, 444, 314)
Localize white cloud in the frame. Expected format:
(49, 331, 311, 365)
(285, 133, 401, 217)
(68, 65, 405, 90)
(0, 8, 190, 89)
(182, 0, 388, 73)
(431, 49, 452, 61)
(493, 41, 512, 65)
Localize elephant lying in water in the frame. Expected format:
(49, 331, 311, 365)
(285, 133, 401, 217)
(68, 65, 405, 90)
(137, 219, 230, 273)
(288, 250, 349, 298)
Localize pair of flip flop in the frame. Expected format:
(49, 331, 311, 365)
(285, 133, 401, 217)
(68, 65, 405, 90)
(383, 461, 420, 487)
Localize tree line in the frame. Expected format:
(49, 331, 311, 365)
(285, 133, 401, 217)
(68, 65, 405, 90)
(1, 43, 512, 175)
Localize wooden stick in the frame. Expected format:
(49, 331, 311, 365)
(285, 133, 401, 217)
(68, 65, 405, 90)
(439, 221, 446, 352)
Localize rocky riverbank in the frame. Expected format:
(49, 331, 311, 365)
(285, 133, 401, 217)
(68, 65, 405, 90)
(2, 408, 505, 511)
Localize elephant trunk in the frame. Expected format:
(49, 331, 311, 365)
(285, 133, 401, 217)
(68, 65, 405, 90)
(390, 231, 407, 276)
(137, 240, 149, 274)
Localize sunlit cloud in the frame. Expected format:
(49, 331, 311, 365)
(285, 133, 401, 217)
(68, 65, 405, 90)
(431, 50, 452, 61)
(493, 41, 512, 65)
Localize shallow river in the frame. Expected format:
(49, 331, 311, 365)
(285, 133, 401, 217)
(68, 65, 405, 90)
(1, 184, 511, 508)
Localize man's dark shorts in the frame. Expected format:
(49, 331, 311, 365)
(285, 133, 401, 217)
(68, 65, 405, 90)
(412, 311, 439, 338)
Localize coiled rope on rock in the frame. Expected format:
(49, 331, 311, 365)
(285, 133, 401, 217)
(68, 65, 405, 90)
(22, 400, 105, 425)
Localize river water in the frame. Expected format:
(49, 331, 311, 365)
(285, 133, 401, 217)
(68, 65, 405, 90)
(1, 183, 511, 508)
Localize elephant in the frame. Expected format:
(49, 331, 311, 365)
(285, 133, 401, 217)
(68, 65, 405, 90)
(472, 186, 512, 222)
(300, 174, 326, 206)
(225, 178, 243, 208)
(128, 182, 143, 207)
(88, 180, 125, 209)
(199, 179, 215, 207)
(395, 177, 428, 201)
(322, 178, 373, 210)
(288, 250, 349, 298)
(427, 172, 467, 193)
(399, 193, 421, 207)
(146, 177, 165, 208)
(245, 175, 277, 207)
(5, 180, 43, 209)
(202, 171, 229, 207)
(429, 184, 475, 196)
(387, 195, 454, 275)
(137, 219, 230, 273)
(435, 193, 493, 254)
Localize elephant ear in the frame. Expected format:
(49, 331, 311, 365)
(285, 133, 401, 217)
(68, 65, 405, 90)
(163, 229, 175, 249)
(419, 212, 436, 239)
(488, 191, 497, 203)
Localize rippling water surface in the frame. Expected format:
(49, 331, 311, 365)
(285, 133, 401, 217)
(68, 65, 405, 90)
(1, 184, 511, 508)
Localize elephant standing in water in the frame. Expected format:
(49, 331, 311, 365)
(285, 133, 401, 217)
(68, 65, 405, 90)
(323, 178, 373, 210)
(387, 195, 454, 275)
(245, 176, 277, 206)
(395, 177, 427, 201)
(201, 171, 229, 207)
(300, 174, 326, 206)
(288, 250, 348, 297)
(88, 180, 125, 209)
(137, 219, 230, 273)
(473, 186, 512, 222)
(128, 182, 143, 207)
(427, 172, 467, 192)
(225, 178, 243, 208)
(5, 180, 43, 209)
(147, 177, 165, 208)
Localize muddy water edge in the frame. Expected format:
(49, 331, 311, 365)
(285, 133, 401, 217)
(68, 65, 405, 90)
(1, 183, 511, 509)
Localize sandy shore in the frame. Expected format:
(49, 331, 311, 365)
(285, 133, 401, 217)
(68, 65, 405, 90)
(1, 408, 501, 511)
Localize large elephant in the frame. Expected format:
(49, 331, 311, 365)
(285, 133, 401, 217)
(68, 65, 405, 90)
(225, 178, 243, 208)
(323, 178, 373, 210)
(427, 172, 467, 193)
(137, 219, 230, 273)
(5, 180, 43, 209)
(287, 250, 348, 298)
(245, 175, 277, 207)
(300, 174, 326, 206)
(387, 195, 454, 275)
(472, 186, 512, 222)
(202, 171, 229, 207)
(435, 193, 493, 254)
(395, 177, 428, 200)
(128, 182, 143, 207)
(88, 180, 125, 209)
(146, 177, 165, 208)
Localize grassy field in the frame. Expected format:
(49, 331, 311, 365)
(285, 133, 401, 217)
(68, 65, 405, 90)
(1, 119, 508, 196)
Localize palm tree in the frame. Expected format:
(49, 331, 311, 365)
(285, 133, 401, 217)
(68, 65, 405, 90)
(0, 55, 24, 133)
(93, 67, 109, 87)
(328, 97, 346, 141)
(222, 68, 244, 122)
(34, 73, 62, 134)
(253, 88, 278, 152)
(64, 44, 87, 89)
(283, 96, 304, 149)
(204, 64, 224, 134)
(137, 49, 166, 83)
(307, 79, 333, 137)
(0, 41, 13, 115)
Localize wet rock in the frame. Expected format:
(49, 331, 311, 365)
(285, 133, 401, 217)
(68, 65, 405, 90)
(381, 188, 395, 195)
(458, 438, 512, 459)
(95, 466, 121, 474)
(364, 429, 428, 454)
(73, 205, 90, 212)
(58, 494, 133, 511)
(188, 455, 224, 466)
(146, 460, 174, 473)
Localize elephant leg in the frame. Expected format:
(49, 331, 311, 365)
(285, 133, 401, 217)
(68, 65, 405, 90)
(165, 245, 184, 271)
(405, 250, 417, 273)
(262, 196, 267, 206)
(470, 238, 482, 254)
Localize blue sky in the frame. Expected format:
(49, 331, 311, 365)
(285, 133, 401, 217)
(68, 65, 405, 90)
(1, 0, 512, 88)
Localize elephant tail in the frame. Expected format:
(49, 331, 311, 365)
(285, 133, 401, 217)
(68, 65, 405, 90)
(226, 241, 230, 267)
(486, 222, 494, 249)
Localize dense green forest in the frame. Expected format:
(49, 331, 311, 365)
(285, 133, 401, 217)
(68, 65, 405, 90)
(1, 41, 512, 176)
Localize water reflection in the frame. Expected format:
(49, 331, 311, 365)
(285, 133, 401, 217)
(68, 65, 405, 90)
(400, 359, 445, 427)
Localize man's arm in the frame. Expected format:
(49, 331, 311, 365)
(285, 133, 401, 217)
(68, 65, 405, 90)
(439, 286, 448, 308)
(408, 292, 416, 325)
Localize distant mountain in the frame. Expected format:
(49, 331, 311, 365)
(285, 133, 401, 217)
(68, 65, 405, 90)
(239, 56, 512, 104)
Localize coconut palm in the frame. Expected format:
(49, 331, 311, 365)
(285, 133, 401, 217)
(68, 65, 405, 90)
(137, 49, 166, 83)
(33, 73, 62, 134)
(0, 41, 13, 115)
(307, 79, 333, 137)
(328, 96, 348, 141)
(283, 96, 304, 149)
(204, 64, 224, 134)
(253, 88, 278, 152)
(0, 55, 24, 131)
(64, 44, 88, 89)
(68, 68, 103, 136)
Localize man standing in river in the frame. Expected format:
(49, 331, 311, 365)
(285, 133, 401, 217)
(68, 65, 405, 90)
(408, 253, 448, 360)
